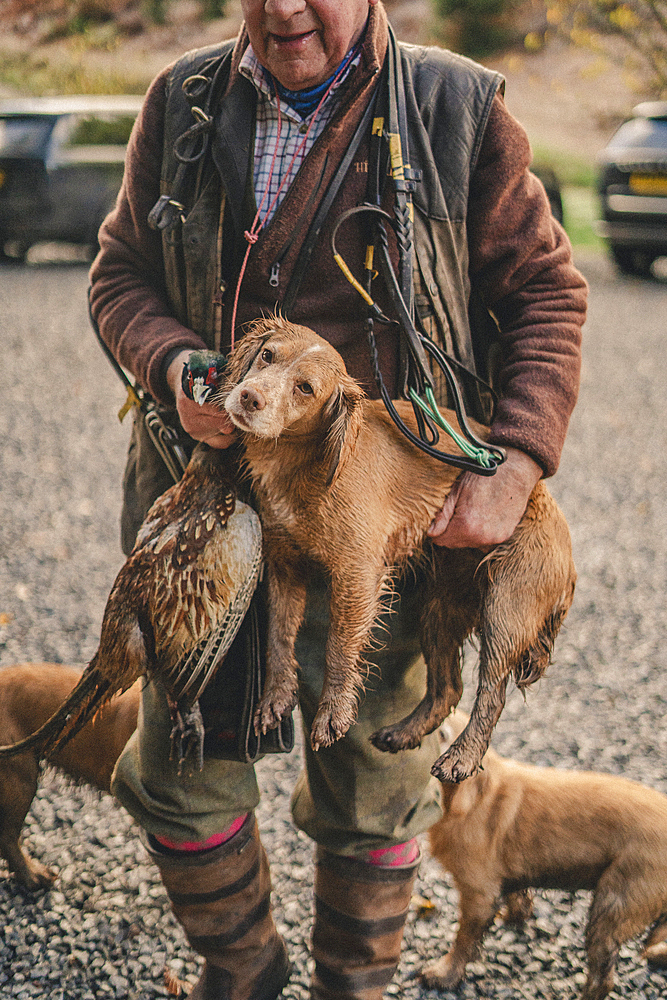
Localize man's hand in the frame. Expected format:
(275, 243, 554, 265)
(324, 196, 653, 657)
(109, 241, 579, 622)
(428, 447, 542, 551)
(167, 349, 237, 450)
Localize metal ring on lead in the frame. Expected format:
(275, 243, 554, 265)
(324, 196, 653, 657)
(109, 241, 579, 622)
(191, 106, 212, 124)
(182, 74, 210, 99)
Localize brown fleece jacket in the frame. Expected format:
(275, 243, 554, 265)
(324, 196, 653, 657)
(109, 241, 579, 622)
(89, 17, 587, 478)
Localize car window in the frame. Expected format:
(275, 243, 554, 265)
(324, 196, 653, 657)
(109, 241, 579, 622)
(608, 118, 667, 151)
(0, 116, 55, 158)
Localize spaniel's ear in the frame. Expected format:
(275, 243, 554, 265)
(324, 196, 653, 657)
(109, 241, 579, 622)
(322, 375, 365, 488)
(225, 331, 271, 385)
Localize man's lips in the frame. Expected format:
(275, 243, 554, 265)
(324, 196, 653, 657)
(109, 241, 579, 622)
(269, 28, 318, 49)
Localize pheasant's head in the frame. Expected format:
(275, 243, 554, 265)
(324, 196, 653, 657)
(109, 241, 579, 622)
(182, 350, 228, 406)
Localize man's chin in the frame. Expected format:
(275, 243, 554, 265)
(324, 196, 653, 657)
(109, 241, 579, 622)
(266, 41, 329, 90)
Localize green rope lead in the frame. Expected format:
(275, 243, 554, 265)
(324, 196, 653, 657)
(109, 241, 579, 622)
(408, 386, 493, 469)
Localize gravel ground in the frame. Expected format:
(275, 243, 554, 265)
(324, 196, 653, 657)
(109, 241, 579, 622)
(1, 250, 667, 999)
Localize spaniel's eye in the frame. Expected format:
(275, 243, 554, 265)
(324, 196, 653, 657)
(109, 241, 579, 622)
(298, 382, 314, 395)
(261, 348, 273, 363)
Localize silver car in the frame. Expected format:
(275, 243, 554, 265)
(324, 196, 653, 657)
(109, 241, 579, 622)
(597, 101, 667, 277)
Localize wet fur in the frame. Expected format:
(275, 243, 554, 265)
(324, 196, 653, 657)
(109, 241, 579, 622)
(0, 663, 138, 889)
(425, 711, 667, 999)
(224, 316, 576, 773)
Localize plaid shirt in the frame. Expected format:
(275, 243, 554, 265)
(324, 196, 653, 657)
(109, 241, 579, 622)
(239, 46, 360, 225)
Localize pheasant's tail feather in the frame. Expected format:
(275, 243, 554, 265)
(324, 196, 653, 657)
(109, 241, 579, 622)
(0, 667, 115, 759)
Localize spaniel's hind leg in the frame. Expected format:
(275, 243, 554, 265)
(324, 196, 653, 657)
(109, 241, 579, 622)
(643, 915, 667, 967)
(432, 483, 576, 783)
(370, 549, 482, 753)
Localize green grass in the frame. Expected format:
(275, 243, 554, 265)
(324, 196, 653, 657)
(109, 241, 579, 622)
(531, 143, 605, 251)
(562, 184, 606, 252)
(532, 144, 597, 189)
(0, 49, 148, 96)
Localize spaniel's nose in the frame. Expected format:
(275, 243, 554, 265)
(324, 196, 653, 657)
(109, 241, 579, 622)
(240, 386, 266, 411)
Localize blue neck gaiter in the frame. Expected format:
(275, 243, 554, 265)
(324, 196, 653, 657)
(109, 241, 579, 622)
(272, 30, 365, 119)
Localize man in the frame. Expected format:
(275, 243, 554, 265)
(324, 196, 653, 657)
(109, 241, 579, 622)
(89, 2, 587, 998)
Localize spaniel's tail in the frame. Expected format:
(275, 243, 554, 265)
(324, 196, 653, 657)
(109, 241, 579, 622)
(0, 663, 115, 759)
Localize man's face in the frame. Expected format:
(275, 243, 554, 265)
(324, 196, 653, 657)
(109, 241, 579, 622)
(241, 0, 374, 91)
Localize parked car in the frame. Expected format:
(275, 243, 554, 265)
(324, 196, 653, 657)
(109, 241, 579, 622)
(596, 101, 667, 277)
(0, 95, 144, 261)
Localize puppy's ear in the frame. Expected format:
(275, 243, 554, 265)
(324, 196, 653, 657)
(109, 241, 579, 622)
(225, 331, 270, 385)
(323, 375, 365, 488)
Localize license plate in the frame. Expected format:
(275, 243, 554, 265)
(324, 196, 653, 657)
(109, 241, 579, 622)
(629, 173, 667, 196)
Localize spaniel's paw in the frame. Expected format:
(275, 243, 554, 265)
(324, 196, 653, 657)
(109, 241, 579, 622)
(420, 954, 466, 991)
(15, 858, 58, 892)
(369, 724, 423, 753)
(431, 746, 481, 784)
(254, 688, 297, 735)
(310, 702, 356, 751)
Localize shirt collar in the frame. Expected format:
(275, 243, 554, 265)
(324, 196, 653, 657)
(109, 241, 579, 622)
(239, 43, 361, 120)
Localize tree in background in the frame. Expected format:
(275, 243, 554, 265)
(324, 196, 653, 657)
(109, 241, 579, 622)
(436, 0, 524, 55)
(199, 0, 225, 17)
(435, 0, 666, 95)
(538, 0, 666, 95)
(0, 0, 227, 31)
(143, 0, 226, 22)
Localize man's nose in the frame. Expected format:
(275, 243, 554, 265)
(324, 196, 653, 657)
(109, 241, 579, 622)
(264, 0, 308, 18)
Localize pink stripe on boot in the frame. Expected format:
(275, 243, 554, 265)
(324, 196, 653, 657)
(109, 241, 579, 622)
(363, 839, 421, 867)
(154, 813, 248, 852)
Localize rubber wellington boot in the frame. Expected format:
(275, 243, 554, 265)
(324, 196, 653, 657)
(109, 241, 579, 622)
(145, 813, 290, 1000)
(310, 845, 420, 1000)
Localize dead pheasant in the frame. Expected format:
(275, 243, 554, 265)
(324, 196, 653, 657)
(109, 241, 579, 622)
(0, 352, 261, 770)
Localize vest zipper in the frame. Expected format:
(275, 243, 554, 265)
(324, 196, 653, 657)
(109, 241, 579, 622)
(267, 154, 330, 292)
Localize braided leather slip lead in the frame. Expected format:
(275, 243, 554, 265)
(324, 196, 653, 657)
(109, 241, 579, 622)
(144, 814, 290, 1000)
(310, 846, 420, 1000)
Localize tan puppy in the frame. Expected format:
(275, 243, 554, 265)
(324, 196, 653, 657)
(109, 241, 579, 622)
(224, 316, 575, 780)
(424, 710, 667, 1000)
(0, 662, 139, 889)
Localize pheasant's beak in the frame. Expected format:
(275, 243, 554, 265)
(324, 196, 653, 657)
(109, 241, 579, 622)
(191, 378, 212, 406)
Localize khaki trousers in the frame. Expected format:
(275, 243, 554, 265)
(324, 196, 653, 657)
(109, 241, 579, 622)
(111, 572, 442, 856)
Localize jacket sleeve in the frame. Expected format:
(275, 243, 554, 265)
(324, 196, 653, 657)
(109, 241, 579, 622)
(467, 92, 587, 477)
(88, 66, 208, 405)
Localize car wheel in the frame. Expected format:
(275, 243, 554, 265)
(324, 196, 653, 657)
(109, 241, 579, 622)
(610, 245, 655, 278)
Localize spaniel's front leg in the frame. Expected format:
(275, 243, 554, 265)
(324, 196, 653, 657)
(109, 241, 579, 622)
(254, 560, 307, 735)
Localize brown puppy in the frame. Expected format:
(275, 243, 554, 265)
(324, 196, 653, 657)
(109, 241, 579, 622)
(223, 316, 576, 779)
(424, 711, 667, 1000)
(0, 662, 139, 889)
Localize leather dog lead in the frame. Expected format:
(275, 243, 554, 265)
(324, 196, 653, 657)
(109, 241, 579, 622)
(332, 28, 505, 475)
